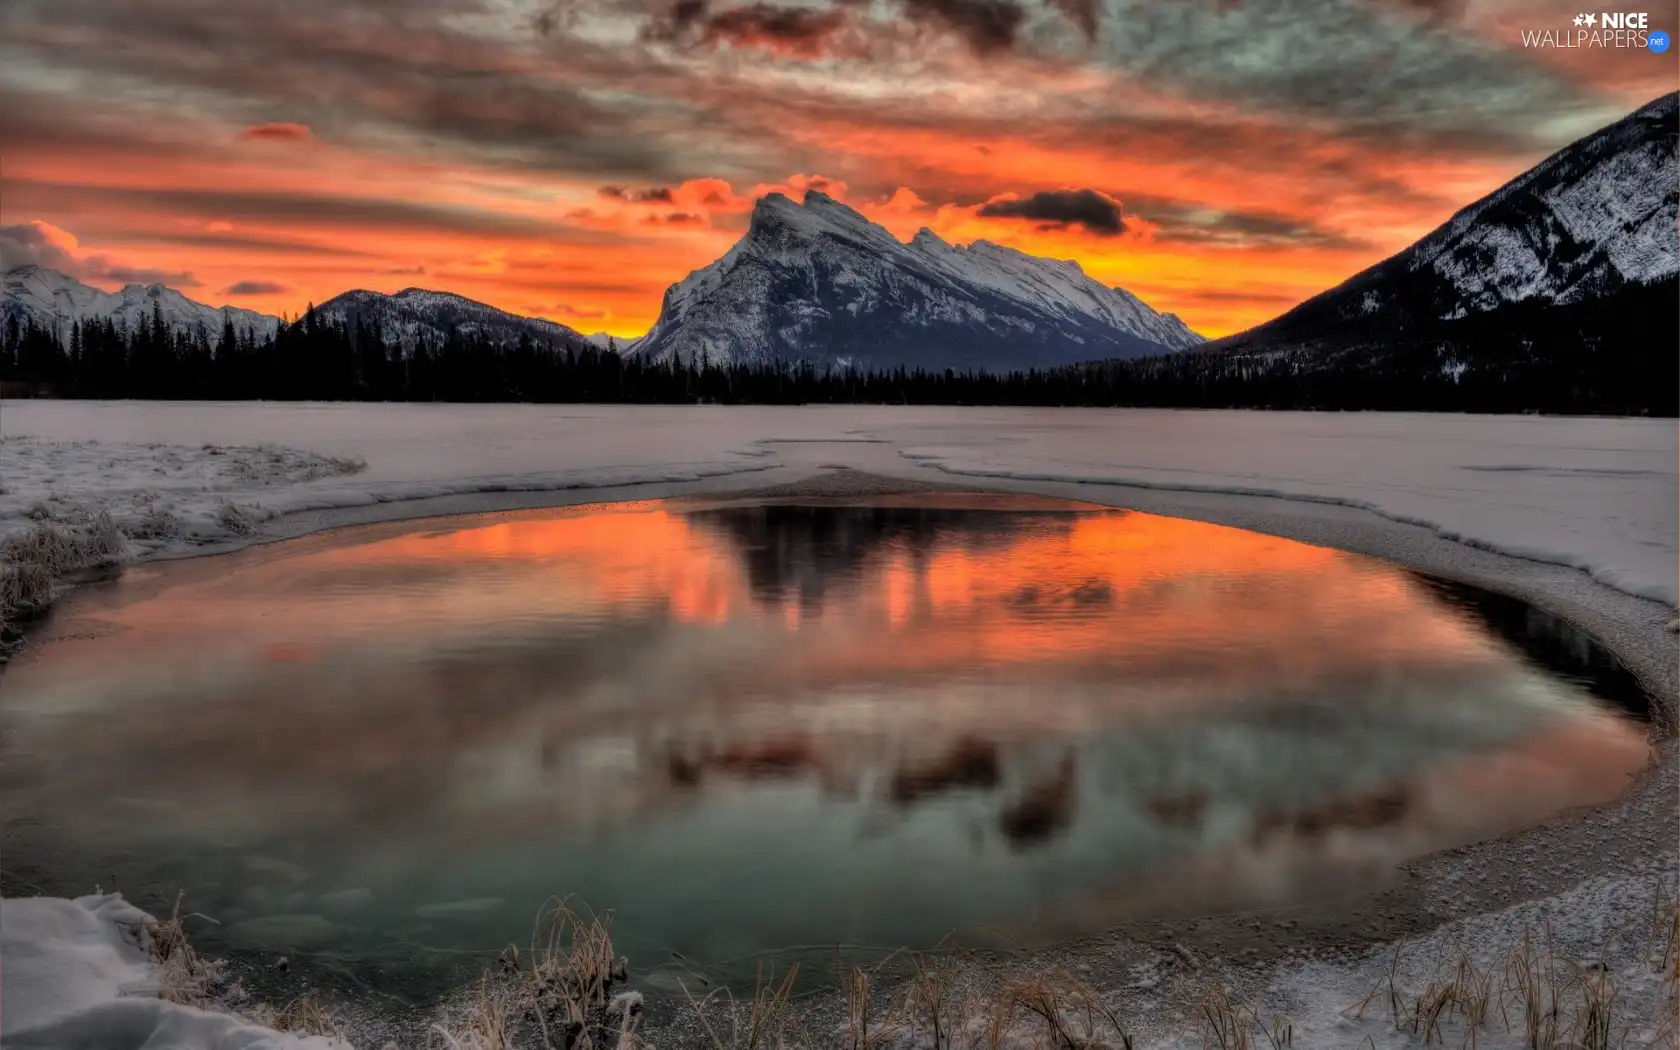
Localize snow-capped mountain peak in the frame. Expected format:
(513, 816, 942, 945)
(1, 266, 280, 343)
(634, 192, 1201, 373)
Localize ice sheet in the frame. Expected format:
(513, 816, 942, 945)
(2, 401, 1672, 605)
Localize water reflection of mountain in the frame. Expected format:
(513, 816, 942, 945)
(683, 504, 1085, 611)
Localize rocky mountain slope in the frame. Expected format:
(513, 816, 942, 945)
(631, 191, 1200, 373)
(1212, 92, 1677, 362)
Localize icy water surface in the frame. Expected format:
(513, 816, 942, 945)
(0, 496, 1651, 997)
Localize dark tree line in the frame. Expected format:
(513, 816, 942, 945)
(2, 290, 1673, 416)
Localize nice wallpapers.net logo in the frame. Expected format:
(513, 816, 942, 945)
(1520, 11, 1670, 50)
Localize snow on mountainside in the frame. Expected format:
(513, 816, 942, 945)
(632, 191, 1201, 373)
(1, 266, 280, 342)
(1217, 92, 1678, 355)
(316, 288, 593, 353)
(1415, 93, 1677, 315)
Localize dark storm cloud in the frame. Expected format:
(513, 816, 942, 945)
(900, 0, 1028, 53)
(599, 185, 676, 202)
(641, 0, 855, 56)
(641, 0, 1044, 58)
(1, 222, 83, 273)
(979, 189, 1126, 235)
(703, 3, 852, 52)
(222, 280, 289, 295)
(0, 221, 203, 287)
(706, 4, 848, 44)
(1045, 0, 1099, 40)
(642, 0, 710, 39)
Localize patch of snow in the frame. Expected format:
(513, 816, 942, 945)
(1408, 93, 1677, 317)
(1, 892, 345, 1049)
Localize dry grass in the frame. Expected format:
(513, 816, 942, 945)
(1337, 883, 1680, 1050)
(216, 499, 262, 536)
(144, 893, 227, 1006)
(819, 948, 1138, 1050)
(683, 961, 803, 1050)
(0, 510, 127, 643)
(431, 973, 516, 1050)
(127, 503, 185, 541)
(427, 897, 637, 1050)
(250, 993, 352, 1042)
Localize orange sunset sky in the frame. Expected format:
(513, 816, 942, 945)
(0, 0, 1673, 338)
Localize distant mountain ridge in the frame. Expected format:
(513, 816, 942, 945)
(630, 190, 1201, 373)
(0, 269, 599, 356)
(314, 287, 593, 354)
(3, 201, 1202, 375)
(1211, 92, 1678, 362)
(1, 266, 280, 343)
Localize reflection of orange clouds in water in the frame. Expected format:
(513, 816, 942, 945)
(2, 495, 1653, 942)
(63, 500, 1492, 695)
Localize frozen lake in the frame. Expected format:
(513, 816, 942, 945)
(0, 495, 1651, 996)
(2, 401, 1674, 605)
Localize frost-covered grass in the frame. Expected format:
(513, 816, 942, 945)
(0, 435, 367, 555)
(5, 870, 1673, 1050)
(428, 897, 638, 1050)
(0, 509, 127, 643)
(0, 434, 367, 653)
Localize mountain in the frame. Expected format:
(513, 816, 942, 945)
(315, 288, 594, 354)
(1211, 93, 1677, 369)
(631, 190, 1201, 373)
(1, 266, 280, 342)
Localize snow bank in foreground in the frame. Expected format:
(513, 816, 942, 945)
(1, 893, 343, 1050)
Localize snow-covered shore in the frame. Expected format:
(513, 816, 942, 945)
(4, 864, 1673, 1050)
(2, 401, 1675, 605)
